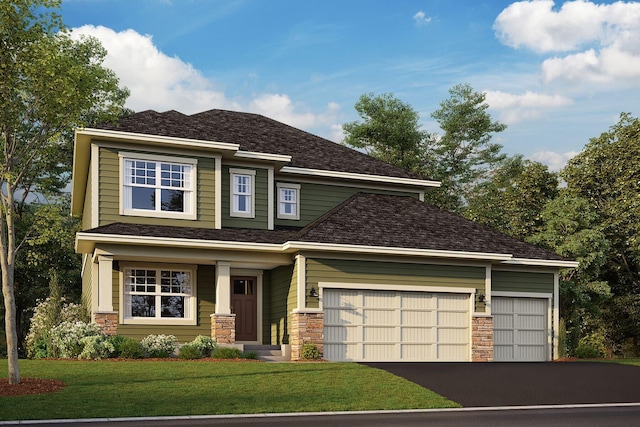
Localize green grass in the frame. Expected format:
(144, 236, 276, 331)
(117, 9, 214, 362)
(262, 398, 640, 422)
(0, 359, 459, 420)
(600, 358, 640, 367)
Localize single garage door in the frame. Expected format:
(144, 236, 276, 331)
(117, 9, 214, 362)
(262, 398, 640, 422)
(493, 296, 549, 361)
(323, 289, 470, 362)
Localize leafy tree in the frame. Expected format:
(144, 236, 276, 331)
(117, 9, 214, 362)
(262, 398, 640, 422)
(342, 93, 430, 174)
(465, 156, 559, 240)
(0, 0, 128, 383)
(428, 83, 507, 211)
(562, 113, 640, 298)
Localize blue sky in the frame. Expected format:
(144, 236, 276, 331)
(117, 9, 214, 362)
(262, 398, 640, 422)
(62, 0, 640, 171)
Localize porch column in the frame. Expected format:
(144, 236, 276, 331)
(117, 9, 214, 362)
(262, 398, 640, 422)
(212, 261, 235, 343)
(97, 255, 113, 312)
(471, 315, 494, 362)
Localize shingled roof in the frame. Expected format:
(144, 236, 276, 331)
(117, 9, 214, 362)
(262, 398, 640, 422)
(82, 193, 567, 261)
(96, 109, 427, 180)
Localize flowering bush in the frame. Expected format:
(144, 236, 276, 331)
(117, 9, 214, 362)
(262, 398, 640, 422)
(79, 335, 115, 360)
(190, 335, 217, 357)
(49, 321, 102, 358)
(140, 334, 177, 358)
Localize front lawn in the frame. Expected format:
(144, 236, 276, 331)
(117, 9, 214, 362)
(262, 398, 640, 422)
(0, 359, 459, 421)
(603, 358, 640, 367)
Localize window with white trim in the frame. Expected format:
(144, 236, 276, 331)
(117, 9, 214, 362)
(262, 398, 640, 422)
(277, 183, 300, 220)
(230, 168, 255, 218)
(123, 266, 196, 324)
(121, 153, 197, 219)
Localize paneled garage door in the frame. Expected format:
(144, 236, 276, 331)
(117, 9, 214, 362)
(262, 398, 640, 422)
(323, 289, 470, 362)
(493, 296, 549, 361)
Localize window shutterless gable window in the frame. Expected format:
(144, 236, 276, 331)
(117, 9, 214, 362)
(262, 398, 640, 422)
(276, 182, 300, 220)
(119, 153, 197, 220)
(230, 168, 256, 218)
(121, 264, 197, 325)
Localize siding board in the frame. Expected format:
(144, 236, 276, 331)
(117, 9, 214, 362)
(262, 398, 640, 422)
(492, 270, 554, 294)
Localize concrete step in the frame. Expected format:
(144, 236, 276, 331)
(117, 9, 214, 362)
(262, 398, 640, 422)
(243, 345, 290, 362)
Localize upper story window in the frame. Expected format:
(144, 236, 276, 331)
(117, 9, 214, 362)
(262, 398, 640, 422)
(277, 182, 300, 220)
(120, 152, 197, 220)
(230, 168, 255, 218)
(122, 264, 197, 325)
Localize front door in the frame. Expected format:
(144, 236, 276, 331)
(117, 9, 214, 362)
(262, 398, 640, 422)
(231, 276, 257, 341)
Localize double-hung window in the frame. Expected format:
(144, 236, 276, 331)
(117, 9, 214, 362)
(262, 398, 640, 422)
(122, 265, 196, 325)
(230, 168, 255, 218)
(276, 183, 300, 220)
(120, 153, 197, 219)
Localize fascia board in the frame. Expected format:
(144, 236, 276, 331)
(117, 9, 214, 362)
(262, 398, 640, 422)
(279, 166, 441, 188)
(283, 241, 513, 261)
(75, 232, 284, 254)
(501, 258, 579, 268)
(71, 131, 92, 216)
(235, 150, 291, 163)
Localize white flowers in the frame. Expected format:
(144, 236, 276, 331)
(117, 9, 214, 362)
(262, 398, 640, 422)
(140, 334, 178, 358)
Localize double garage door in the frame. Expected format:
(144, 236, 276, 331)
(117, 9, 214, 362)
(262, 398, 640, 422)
(323, 288, 470, 362)
(322, 289, 550, 362)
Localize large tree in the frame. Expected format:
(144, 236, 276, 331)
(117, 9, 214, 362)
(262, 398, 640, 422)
(342, 93, 430, 174)
(1, 0, 128, 383)
(428, 83, 507, 211)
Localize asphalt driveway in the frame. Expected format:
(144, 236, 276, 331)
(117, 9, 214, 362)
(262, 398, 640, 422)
(363, 362, 640, 407)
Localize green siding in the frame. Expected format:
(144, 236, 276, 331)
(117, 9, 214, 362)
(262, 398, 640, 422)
(275, 182, 420, 227)
(221, 165, 269, 229)
(492, 270, 554, 294)
(81, 255, 93, 311)
(306, 258, 486, 311)
(98, 146, 217, 228)
(113, 265, 216, 342)
(267, 264, 295, 345)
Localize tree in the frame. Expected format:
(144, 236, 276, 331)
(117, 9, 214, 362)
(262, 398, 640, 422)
(1, 0, 128, 383)
(465, 155, 559, 240)
(342, 93, 430, 174)
(427, 83, 507, 211)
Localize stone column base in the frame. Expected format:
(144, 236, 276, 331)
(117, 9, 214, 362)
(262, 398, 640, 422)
(94, 312, 118, 336)
(472, 316, 494, 362)
(211, 314, 236, 344)
(290, 311, 324, 360)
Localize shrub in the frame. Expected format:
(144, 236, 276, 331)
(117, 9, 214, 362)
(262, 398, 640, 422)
(575, 333, 607, 358)
(49, 321, 102, 358)
(79, 335, 115, 360)
(178, 344, 203, 359)
(141, 334, 177, 358)
(190, 335, 217, 357)
(243, 351, 258, 360)
(212, 346, 243, 359)
(118, 338, 145, 359)
(301, 343, 321, 360)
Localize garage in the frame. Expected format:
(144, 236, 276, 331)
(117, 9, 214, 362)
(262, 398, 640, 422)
(493, 295, 550, 361)
(322, 288, 471, 362)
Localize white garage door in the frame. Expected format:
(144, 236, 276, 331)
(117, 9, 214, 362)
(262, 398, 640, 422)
(493, 297, 549, 361)
(323, 289, 470, 362)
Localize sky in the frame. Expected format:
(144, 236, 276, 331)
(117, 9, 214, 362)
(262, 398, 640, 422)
(61, 0, 640, 171)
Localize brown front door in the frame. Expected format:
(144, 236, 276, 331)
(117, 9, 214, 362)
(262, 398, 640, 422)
(231, 276, 257, 341)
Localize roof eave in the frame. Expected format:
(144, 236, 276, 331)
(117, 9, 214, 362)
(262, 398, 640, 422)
(501, 258, 579, 268)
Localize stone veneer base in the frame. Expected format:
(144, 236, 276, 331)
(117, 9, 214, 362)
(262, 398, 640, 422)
(211, 314, 236, 344)
(94, 312, 118, 336)
(471, 316, 494, 362)
(290, 311, 324, 361)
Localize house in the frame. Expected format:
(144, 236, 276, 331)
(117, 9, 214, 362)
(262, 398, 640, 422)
(71, 109, 577, 362)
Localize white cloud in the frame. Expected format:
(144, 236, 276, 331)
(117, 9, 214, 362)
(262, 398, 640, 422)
(413, 10, 432, 26)
(529, 150, 580, 172)
(69, 25, 342, 133)
(494, 1, 640, 84)
(485, 90, 573, 123)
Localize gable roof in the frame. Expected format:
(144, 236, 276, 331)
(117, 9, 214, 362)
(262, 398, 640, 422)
(78, 193, 570, 264)
(95, 109, 428, 181)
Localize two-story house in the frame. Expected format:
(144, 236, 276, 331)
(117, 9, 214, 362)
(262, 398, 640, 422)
(71, 109, 576, 362)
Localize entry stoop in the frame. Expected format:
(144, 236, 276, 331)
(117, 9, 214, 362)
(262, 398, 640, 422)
(244, 345, 290, 362)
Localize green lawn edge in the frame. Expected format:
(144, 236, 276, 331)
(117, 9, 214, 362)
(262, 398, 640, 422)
(0, 359, 460, 421)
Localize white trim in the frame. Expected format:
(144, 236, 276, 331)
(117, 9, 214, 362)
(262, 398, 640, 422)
(234, 150, 291, 163)
(229, 168, 256, 218)
(214, 156, 222, 229)
(296, 254, 306, 310)
(90, 143, 99, 228)
(118, 152, 198, 220)
(318, 281, 476, 295)
(501, 258, 578, 268)
(279, 166, 440, 188)
(276, 182, 301, 221)
(231, 269, 264, 345)
(91, 261, 99, 312)
(553, 272, 560, 360)
(268, 168, 274, 229)
(216, 261, 231, 315)
(97, 255, 113, 312)
(484, 265, 492, 316)
(118, 262, 198, 326)
(278, 175, 425, 198)
(418, 191, 425, 202)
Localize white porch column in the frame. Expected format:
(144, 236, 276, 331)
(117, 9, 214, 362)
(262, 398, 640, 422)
(97, 255, 114, 312)
(216, 261, 232, 314)
(296, 254, 306, 310)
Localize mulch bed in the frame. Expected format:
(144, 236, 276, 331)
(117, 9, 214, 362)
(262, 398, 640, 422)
(0, 378, 66, 397)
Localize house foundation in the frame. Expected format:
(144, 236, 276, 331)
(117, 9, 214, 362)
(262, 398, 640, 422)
(94, 311, 118, 336)
(290, 311, 324, 360)
(211, 313, 236, 344)
(471, 316, 494, 362)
